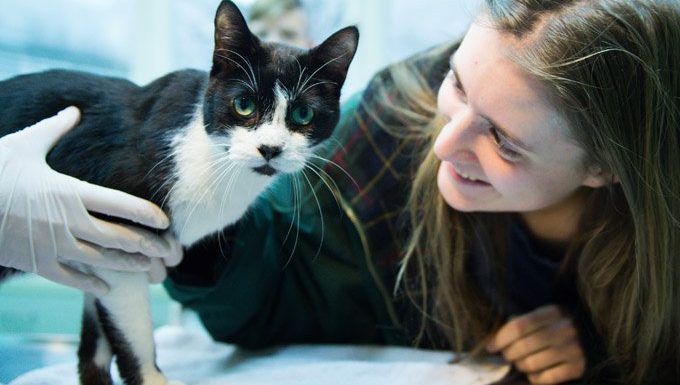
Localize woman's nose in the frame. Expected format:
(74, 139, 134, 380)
(433, 109, 478, 157)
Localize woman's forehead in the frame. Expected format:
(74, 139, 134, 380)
(453, 22, 578, 155)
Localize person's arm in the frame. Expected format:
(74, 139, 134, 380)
(0, 107, 182, 295)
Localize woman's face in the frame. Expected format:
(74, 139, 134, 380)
(435, 20, 601, 214)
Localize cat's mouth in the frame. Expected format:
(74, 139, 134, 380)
(252, 164, 278, 176)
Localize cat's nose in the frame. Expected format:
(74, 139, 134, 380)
(258, 145, 283, 161)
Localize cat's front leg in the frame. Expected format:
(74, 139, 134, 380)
(78, 293, 115, 385)
(94, 269, 184, 385)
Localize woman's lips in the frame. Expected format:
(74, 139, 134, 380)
(445, 162, 490, 186)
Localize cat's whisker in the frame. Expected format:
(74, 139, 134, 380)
(276, 80, 292, 100)
(299, 80, 338, 96)
(293, 57, 307, 98)
(205, 141, 232, 152)
(177, 156, 235, 237)
(297, 53, 348, 94)
(204, 150, 235, 170)
(300, 169, 325, 261)
(143, 151, 181, 204)
(163, 138, 230, 211)
(152, 176, 178, 211)
(193, 159, 237, 234)
(144, 149, 175, 181)
(206, 156, 239, 194)
(304, 162, 343, 215)
(218, 164, 241, 219)
(177, 185, 214, 238)
(228, 78, 255, 93)
(217, 49, 256, 86)
(257, 66, 262, 94)
(308, 154, 360, 192)
(282, 174, 302, 270)
(221, 48, 258, 91)
(214, 51, 257, 91)
(306, 161, 341, 193)
(215, 163, 241, 257)
(156, 181, 176, 212)
(324, 137, 347, 154)
(280, 175, 298, 256)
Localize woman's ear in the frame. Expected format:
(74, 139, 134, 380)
(582, 164, 619, 188)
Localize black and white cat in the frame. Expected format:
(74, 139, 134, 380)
(0, 1, 358, 384)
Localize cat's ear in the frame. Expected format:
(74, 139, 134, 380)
(308, 26, 359, 85)
(212, 0, 259, 75)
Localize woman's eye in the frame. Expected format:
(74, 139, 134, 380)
(233, 96, 256, 117)
(291, 105, 314, 125)
(490, 126, 522, 162)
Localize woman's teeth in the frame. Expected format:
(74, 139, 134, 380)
(453, 165, 479, 182)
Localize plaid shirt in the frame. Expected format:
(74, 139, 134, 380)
(317, 42, 458, 339)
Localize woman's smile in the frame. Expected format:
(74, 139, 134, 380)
(446, 161, 490, 185)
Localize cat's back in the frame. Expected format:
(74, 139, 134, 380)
(0, 68, 208, 202)
(0, 69, 138, 136)
(0, 68, 208, 136)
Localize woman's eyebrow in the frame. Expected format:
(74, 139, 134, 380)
(449, 55, 467, 95)
(448, 54, 534, 153)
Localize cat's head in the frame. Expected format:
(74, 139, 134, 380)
(202, 0, 359, 177)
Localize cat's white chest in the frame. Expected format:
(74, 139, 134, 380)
(167, 112, 274, 246)
(169, 175, 270, 246)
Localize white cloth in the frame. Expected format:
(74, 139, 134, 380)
(9, 325, 510, 385)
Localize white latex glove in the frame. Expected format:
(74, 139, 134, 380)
(0, 106, 182, 295)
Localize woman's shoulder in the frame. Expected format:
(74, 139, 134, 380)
(322, 41, 461, 197)
(330, 41, 459, 148)
(374, 41, 458, 88)
(362, 41, 459, 113)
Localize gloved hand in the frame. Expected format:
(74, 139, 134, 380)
(0, 106, 182, 295)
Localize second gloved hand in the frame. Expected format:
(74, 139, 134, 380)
(0, 107, 182, 295)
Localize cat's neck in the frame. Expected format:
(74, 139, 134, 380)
(167, 107, 275, 246)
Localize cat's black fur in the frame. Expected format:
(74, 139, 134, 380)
(0, 1, 358, 385)
(0, 69, 201, 203)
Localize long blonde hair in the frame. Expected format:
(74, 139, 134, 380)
(390, 0, 680, 383)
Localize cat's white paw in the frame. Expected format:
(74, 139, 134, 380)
(140, 371, 185, 385)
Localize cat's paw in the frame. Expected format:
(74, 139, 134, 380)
(141, 372, 185, 385)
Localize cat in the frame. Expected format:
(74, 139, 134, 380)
(0, 1, 359, 384)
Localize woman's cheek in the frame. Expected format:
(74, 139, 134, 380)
(482, 157, 519, 195)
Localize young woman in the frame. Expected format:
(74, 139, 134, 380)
(166, 0, 679, 383)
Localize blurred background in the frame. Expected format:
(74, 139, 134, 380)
(0, 0, 482, 96)
(0, 0, 481, 382)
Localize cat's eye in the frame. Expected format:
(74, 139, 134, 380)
(233, 97, 256, 117)
(291, 105, 314, 126)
